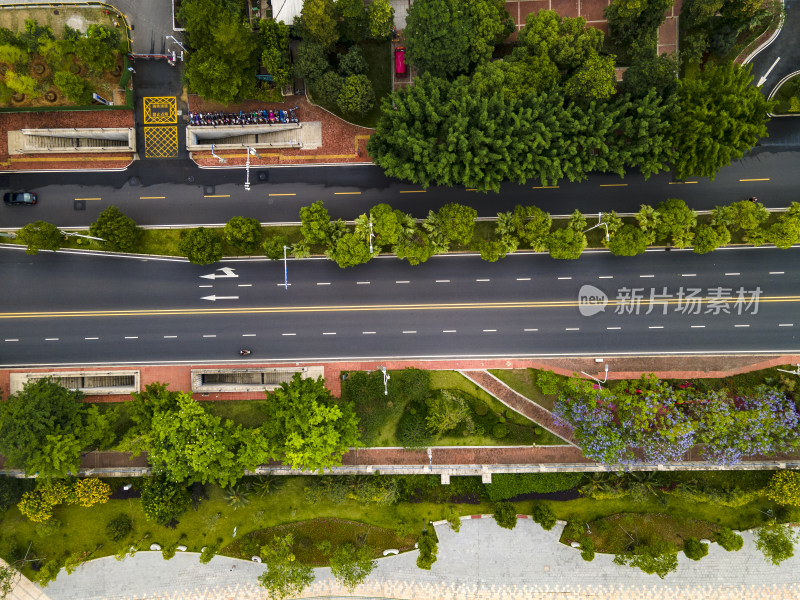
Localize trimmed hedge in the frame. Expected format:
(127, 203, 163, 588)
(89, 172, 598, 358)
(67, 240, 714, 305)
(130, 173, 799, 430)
(486, 473, 582, 502)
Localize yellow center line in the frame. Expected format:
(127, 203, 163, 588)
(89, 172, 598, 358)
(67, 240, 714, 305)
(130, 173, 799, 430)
(334, 192, 361, 195)
(465, 189, 478, 192)
(532, 186, 560, 189)
(140, 196, 166, 199)
(740, 178, 770, 182)
(2, 296, 799, 320)
(399, 190, 426, 194)
(269, 193, 296, 197)
(75, 197, 102, 201)
(204, 195, 230, 198)
(599, 184, 628, 187)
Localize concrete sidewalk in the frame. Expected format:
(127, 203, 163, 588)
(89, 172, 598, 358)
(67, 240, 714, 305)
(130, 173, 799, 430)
(40, 517, 800, 600)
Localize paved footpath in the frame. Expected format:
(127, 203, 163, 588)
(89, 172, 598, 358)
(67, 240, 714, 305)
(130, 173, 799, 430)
(39, 518, 800, 600)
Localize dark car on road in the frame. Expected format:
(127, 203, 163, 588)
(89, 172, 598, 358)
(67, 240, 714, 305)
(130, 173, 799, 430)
(3, 192, 37, 205)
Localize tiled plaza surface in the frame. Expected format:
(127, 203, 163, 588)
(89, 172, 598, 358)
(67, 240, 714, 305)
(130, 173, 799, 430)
(39, 518, 800, 600)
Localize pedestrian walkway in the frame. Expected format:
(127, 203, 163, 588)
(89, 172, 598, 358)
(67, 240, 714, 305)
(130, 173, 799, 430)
(459, 370, 578, 446)
(40, 517, 800, 600)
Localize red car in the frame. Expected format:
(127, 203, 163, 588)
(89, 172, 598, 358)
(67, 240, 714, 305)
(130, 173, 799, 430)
(395, 46, 406, 76)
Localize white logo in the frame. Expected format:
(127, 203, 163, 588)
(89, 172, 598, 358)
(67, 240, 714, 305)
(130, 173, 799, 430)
(579, 284, 608, 316)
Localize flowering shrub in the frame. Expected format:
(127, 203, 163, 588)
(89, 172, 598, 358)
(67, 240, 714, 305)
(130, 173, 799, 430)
(765, 470, 800, 507)
(74, 478, 111, 507)
(17, 481, 75, 523)
(553, 376, 800, 466)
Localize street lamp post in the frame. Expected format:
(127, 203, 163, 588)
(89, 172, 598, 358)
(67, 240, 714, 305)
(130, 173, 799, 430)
(368, 220, 374, 254)
(427, 448, 433, 472)
(283, 245, 289, 290)
(165, 35, 188, 54)
(211, 144, 227, 164)
(244, 146, 261, 191)
(583, 212, 610, 242)
(377, 365, 390, 395)
(61, 231, 105, 242)
(581, 363, 610, 388)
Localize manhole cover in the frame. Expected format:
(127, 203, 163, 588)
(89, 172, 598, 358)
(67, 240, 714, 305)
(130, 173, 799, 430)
(204, 185, 215, 195)
(187, 175, 195, 183)
(74, 200, 86, 211)
(128, 176, 140, 186)
(258, 171, 268, 181)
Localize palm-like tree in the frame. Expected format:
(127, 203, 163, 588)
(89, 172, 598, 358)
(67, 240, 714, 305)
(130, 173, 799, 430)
(224, 483, 252, 509)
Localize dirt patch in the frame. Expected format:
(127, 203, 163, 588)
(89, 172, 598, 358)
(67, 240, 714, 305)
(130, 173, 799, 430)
(0, 7, 109, 34)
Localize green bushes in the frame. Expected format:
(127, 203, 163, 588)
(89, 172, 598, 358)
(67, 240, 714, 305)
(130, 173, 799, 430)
(531, 503, 557, 531)
(715, 527, 744, 551)
(683, 537, 708, 561)
(493, 501, 518, 530)
(106, 514, 133, 541)
(487, 473, 582, 502)
(416, 529, 438, 570)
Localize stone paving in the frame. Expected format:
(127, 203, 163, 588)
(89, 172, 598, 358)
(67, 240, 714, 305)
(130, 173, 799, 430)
(40, 517, 800, 600)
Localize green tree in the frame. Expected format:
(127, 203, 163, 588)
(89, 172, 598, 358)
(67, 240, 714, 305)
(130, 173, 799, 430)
(180, 0, 258, 103)
(605, 0, 673, 58)
(430, 203, 477, 246)
(125, 383, 182, 451)
(327, 543, 376, 591)
(547, 228, 586, 259)
(263, 234, 290, 259)
(403, 0, 470, 78)
(16, 221, 63, 255)
(724, 199, 769, 233)
(371, 203, 413, 247)
(258, 534, 315, 599)
(0, 44, 25, 65)
(425, 391, 472, 436)
(140, 471, 191, 524)
(768, 213, 800, 249)
(335, 0, 367, 43)
(493, 501, 518, 530)
(294, 40, 329, 83)
(337, 74, 375, 114)
(683, 537, 709, 561)
(314, 71, 344, 105)
(716, 527, 744, 551)
(613, 539, 678, 578)
(607, 223, 649, 256)
(4, 71, 39, 98)
(326, 231, 373, 267)
(692, 224, 730, 254)
(0, 378, 112, 478)
(179, 227, 223, 264)
(756, 521, 798, 566)
(511, 205, 552, 250)
(564, 53, 617, 102)
(89, 206, 141, 252)
(53, 70, 92, 104)
(394, 229, 436, 265)
(302, 0, 338, 49)
(517, 10, 604, 73)
(531, 503, 557, 530)
(367, 0, 394, 40)
(655, 198, 697, 247)
(416, 529, 438, 570)
(673, 62, 772, 180)
(478, 237, 516, 262)
(623, 54, 678, 99)
(0, 563, 18, 599)
(338, 45, 367, 76)
(253, 374, 359, 471)
(259, 18, 292, 89)
(145, 393, 244, 487)
(74, 35, 115, 73)
(300, 200, 332, 245)
(224, 216, 263, 254)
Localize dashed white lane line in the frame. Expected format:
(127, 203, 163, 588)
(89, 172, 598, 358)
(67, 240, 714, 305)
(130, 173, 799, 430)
(648, 326, 664, 329)
(199, 284, 213, 288)
(124, 336, 138, 339)
(606, 327, 621, 330)
(317, 282, 331, 286)
(45, 337, 59, 341)
(202, 334, 216, 338)
(84, 337, 99, 340)
(403, 330, 417, 334)
(565, 328, 579, 331)
(281, 333, 296, 336)
(164, 335, 177, 339)
(682, 273, 696, 277)
(734, 324, 750, 328)
(357, 281, 370, 285)
(5, 338, 19, 342)
(237, 284, 252, 287)
(362, 331, 376, 335)
(557, 277, 572, 280)
(691, 325, 706, 329)
(242, 334, 256, 337)
(443, 329, 457, 333)
(435, 279, 450, 283)
(276, 283, 292, 286)
(483, 329, 497, 332)
(725, 272, 740, 276)
(640, 274, 654, 278)
(779, 323, 794, 327)
(599, 276, 613, 279)
(523, 328, 538, 332)
(770, 271, 785, 275)
(476, 278, 490, 282)
(516, 277, 531, 281)
(322, 332, 336, 336)
(396, 280, 410, 284)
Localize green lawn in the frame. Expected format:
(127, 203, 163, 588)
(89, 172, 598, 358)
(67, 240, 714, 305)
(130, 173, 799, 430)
(772, 74, 800, 114)
(488, 369, 557, 411)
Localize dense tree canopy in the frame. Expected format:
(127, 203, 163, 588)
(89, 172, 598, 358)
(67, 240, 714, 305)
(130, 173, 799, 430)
(16, 221, 63, 255)
(89, 206, 141, 252)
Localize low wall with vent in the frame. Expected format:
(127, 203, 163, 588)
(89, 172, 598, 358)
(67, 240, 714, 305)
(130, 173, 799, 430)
(9, 128, 136, 154)
(10, 370, 140, 395)
(191, 366, 324, 393)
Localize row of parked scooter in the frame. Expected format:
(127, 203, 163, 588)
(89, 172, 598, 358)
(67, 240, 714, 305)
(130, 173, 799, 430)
(189, 107, 299, 126)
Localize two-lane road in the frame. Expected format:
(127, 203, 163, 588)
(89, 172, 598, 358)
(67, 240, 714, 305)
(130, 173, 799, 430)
(1, 246, 798, 366)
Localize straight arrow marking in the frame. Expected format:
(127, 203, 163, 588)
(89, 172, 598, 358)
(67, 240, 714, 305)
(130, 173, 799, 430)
(200, 267, 238, 280)
(201, 295, 239, 301)
(757, 56, 780, 86)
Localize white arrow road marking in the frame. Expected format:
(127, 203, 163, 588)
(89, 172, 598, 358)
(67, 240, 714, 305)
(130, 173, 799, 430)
(757, 57, 780, 87)
(201, 295, 240, 301)
(200, 267, 238, 279)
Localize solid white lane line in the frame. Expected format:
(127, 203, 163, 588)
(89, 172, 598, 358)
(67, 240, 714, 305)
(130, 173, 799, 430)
(558, 277, 572, 280)
(734, 324, 750, 328)
(317, 282, 331, 286)
(779, 323, 794, 327)
(124, 336, 138, 339)
(435, 279, 450, 283)
(648, 326, 664, 329)
(164, 335, 177, 339)
(476, 278, 490, 282)
(483, 329, 497, 332)
(523, 328, 538, 332)
(725, 272, 740, 276)
(84, 337, 99, 340)
(45, 337, 59, 341)
(242, 334, 256, 337)
(237, 284, 252, 287)
(606, 327, 621, 330)
(362, 331, 376, 335)
(443, 329, 456, 333)
(691, 325, 706, 329)
(640, 274, 654, 278)
(357, 281, 370, 285)
(516, 277, 531, 281)
(565, 328, 579, 331)
(770, 271, 785, 275)
(323, 332, 336, 335)
(203, 334, 216, 338)
(682, 273, 696, 277)
(199, 284, 213, 288)
(282, 333, 296, 336)
(396, 280, 410, 284)
(403, 330, 417, 334)
(5, 338, 19, 342)
(599, 276, 614, 279)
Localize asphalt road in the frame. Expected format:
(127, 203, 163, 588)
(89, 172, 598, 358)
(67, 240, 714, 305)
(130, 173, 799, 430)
(747, 0, 800, 98)
(1, 245, 798, 367)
